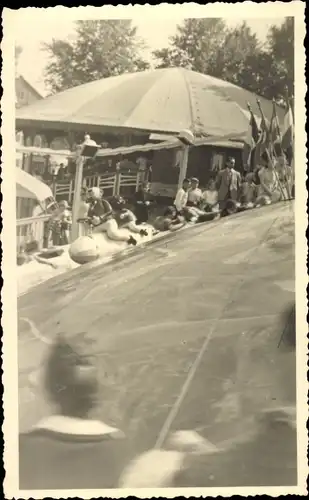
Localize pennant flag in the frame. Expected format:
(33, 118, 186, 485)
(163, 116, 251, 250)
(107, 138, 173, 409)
(256, 99, 271, 162)
(242, 103, 260, 170)
(269, 99, 283, 156)
(282, 97, 294, 165)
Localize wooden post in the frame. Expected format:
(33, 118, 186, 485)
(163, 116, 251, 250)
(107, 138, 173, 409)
(68, 180, 73, 203)
(136, 171, 141, 192)
(71, 152, 84, 242)
(177, 146, 189, 189)
(114, 168, 121, 196)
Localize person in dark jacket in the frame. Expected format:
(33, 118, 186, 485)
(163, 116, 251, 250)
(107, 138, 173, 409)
(19, 334, 134, 490)
(87, 187, 113, 225)
(134, 182, 153, 224)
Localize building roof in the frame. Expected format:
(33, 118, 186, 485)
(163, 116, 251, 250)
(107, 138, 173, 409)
(16, 75, 44, 100)
(16, 67, 285, 139)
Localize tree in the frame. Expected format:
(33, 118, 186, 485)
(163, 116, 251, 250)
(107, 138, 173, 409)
(153, 18, 294, 102)
(266, 17, 294, 100)
(153, 18, 228, 75)
(42, 20, 150, 93)
(15, 45, 22, 74)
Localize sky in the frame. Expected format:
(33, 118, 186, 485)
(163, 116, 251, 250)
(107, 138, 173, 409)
(12, 6, 285, 96)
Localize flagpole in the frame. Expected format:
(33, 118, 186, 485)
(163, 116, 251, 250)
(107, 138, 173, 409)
(284, 87, 294, 199)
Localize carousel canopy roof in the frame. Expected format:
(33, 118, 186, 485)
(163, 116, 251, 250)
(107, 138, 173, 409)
(16, 167, 53, 202)
(16, 67, 284, 139)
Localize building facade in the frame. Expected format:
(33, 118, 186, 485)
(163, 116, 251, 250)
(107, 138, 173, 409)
(15, 75, 44, 109)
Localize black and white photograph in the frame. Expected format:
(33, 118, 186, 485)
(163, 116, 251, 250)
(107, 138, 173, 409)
(2, 2, 307, 497)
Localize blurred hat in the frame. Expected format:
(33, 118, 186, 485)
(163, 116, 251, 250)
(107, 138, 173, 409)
(59, 200, 69, 209)
(191, 177, 199, 183)
(88, 187, 101, 199)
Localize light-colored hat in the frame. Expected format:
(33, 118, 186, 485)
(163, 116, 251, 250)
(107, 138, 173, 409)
(88, 187, 101, 199)
(59, 200, 69, 209)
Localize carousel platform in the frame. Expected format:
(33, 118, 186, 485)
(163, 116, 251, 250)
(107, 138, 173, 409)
(18, 201, 297, 487)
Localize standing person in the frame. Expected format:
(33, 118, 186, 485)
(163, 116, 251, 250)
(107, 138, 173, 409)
(46, 201, 71, 247)
(58, 200, 72, 245)
(216, 157, 241, 211)
(174, 178, 191, 215)
(187, 178, 203, 207)
(134, 182, 152, 224)
(56, 163, 66, 182)
(19, 334, 135, 490)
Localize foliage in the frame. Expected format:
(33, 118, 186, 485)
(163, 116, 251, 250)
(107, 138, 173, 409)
(42, 20, 150, 93)
(153, 17, 294, 102)
(15, 45, 22, 73)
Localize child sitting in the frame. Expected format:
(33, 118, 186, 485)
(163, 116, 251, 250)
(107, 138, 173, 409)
(200, 179, 220, 213)
(240, 173, 258, 209)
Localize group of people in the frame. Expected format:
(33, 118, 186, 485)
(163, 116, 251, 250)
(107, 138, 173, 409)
(20, 154, 293, 267)
(172, 154, 294, 224)
(77, 186, 150, 246)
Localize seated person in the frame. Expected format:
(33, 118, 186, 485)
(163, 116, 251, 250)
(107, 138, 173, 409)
(239, 173, 258, 209)
(108, 196, 148, 236)
(118, 209, 149, 237)
(85, 190, 137, 246)
(16, 240, 58, 269)
(174, 178, 191, 214)
(187, 177, 203, 207)
(255, 154, 281, 206)
(87, 187, 113, 222)
(200, 179, 220, 212)
(183, 205, 220, 223)
(153, 206, 186, 232)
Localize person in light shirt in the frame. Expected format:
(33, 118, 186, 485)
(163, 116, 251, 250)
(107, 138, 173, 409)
(255, 154, 281, 206)
(201, 179, 219, 213)
(239, 173, 258, 209)
(187, 177, 203, 207)
(174, 178, 191, 214)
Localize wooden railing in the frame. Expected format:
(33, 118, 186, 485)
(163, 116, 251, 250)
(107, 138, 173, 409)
(16, 215, 50, 250)
(54, 171, 140, 201)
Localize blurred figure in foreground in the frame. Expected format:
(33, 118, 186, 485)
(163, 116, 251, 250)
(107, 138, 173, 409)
(120, 407, 297, 488)
(19, 335, 134, 490)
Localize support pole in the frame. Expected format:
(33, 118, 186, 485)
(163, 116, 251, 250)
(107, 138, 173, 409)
(177, 145, 189, 189)
(71, 152, 84, 242)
